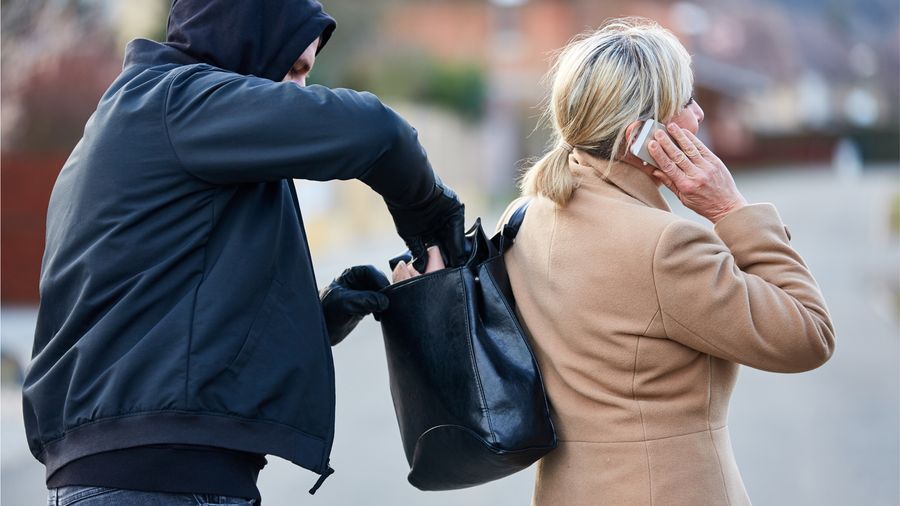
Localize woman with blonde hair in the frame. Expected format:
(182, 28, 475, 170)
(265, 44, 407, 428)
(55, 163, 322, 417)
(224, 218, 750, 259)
(498, 18, 835, 505)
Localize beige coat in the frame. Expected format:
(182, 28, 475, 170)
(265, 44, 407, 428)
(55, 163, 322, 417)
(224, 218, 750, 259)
(498, 153, 835, 506)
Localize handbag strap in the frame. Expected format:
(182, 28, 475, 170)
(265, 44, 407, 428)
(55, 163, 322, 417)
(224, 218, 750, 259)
(499, 199, 531, 253)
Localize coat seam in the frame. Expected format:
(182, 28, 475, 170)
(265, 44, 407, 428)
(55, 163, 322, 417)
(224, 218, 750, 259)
(648, 223, 668, 331)
(557, 426, 727, 444)
(161, 67, 216, 407)
(663, 311, 740, 362)
(546, 205, 558, 281)
(640, 309, 660, 340)
(706, 355, 712, 431)
(161, 66, 242, 185)
(635, 309, 659, 506)
(184, 185, 217, 407)
(709, 427, 733, 505)
(161, 68, 192, 178)
(632, 331, 654, 506)
(707, 350, 732, 505)
(185, 288, 197, 405)
(650, 221, 724, 352)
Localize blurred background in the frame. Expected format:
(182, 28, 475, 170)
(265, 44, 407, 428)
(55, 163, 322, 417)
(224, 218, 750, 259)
(1, 0, 898, 504)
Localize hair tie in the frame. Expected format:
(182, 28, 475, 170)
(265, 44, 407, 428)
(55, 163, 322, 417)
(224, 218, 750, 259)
(559, 140, 574, 153)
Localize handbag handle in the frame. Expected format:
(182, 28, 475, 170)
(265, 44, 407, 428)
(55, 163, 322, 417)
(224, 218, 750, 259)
(498, 199, 531, 254)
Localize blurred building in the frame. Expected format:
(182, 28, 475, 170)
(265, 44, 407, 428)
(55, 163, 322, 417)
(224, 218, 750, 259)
(382, 0, 899, 164)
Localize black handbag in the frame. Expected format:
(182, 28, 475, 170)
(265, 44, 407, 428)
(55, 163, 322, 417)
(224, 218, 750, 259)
(377, 201, 557, 491)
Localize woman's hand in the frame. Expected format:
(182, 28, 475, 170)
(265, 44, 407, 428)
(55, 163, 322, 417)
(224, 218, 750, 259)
(648, 124, 748, 224)
(392, 245, 446, 283)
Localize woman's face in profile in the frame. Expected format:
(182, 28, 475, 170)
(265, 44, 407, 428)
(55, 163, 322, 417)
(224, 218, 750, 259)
(669, 97, 705, 134)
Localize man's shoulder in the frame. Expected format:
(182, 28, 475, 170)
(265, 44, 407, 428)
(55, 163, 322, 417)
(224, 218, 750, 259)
(108, 62, 226, 101)
(164, 63, 245, 89)
(162, 64, 311, 109)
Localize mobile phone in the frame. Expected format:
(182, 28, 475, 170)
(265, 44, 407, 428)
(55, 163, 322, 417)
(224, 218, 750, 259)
(629, 119, 673, 169)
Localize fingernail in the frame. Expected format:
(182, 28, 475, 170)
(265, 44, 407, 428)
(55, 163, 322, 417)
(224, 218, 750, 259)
(667, 123, 677, 132)
(654, 130, 665, 140)
(648, 140, 658, 150)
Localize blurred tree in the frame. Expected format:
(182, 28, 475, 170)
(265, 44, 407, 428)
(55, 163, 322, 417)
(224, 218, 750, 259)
(345, 52, 486, 121)
(307, 0, 485, 120)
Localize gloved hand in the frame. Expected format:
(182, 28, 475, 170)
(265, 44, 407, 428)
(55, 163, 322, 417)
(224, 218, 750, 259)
(320, 265, 390, 346)
(388, 178, 467, 272)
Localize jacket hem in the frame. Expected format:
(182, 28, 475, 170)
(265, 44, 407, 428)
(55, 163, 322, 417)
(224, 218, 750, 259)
(37, 411, 329, 478)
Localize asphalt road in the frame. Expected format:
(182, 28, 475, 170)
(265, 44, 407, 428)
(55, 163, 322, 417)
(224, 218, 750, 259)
(2, 166, 898, 505)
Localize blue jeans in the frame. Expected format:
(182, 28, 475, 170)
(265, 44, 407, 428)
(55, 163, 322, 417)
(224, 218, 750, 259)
(48, 487, 256, 505)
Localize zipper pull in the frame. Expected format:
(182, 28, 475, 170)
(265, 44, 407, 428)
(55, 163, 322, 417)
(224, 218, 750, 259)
(308, 466, 335, 495)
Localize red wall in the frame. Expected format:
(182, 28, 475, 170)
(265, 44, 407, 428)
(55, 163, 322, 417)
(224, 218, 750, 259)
(1, 153, 66, 303)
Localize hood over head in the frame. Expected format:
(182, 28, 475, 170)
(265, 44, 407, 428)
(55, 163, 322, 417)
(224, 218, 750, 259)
(165, 0, 336, 82)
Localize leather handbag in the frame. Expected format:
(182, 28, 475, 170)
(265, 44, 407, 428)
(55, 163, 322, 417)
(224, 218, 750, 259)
(377, 201, 557, 491)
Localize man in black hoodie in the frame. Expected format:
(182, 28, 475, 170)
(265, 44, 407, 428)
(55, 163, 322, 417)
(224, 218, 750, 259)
(26, 1, 466, 504)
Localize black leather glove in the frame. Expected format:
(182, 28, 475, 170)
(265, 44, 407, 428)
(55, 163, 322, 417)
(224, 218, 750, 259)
(320, 265, 390, 346)
(388, 178, 467, 272)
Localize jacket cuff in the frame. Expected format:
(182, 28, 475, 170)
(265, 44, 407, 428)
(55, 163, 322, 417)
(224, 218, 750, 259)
(714, 203, 790, 265)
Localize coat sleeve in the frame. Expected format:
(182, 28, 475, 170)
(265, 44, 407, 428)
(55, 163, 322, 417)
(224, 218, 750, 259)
(652, 203, 835, 373)
(164, 68, 435, 208)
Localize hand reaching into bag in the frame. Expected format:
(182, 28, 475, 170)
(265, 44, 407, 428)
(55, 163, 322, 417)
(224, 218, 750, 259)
(391, 245, 446, 283)
(320, 265, 390, 346)
(387, 179, 466, 272)
(648, 123, 748, 224)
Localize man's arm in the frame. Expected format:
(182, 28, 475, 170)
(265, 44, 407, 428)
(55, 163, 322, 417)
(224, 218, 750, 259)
(165, 68, 433, 209)
(165, 68, 466, 267)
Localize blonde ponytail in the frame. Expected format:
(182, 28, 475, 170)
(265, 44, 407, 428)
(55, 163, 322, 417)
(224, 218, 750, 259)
(520, 143, 576, 206)
(518, 18, 693, 207)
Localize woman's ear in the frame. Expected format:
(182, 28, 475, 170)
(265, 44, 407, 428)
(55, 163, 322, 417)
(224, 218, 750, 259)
(623, 120, 644, 150)
(619, 119, 646, 167)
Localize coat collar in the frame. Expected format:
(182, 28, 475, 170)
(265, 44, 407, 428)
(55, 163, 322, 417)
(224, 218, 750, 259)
(569, 151, 671, 212)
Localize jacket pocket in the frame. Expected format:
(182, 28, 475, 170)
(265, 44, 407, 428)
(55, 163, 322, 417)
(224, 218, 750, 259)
(227, 277, 283, 374)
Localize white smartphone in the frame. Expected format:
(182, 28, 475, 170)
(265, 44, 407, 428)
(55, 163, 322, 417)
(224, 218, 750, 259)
(629, 119, 673, 169)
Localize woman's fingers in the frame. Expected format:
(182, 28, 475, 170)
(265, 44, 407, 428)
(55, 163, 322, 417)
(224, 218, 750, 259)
(666, 124, 703, 163)
(681, 129, 717, 162)
(424, 245, 446, 273)
(391, 246, 447, 284)
(391, 260, 408, 283)
(391, 260, 416, 283)
(648, 140, 688, 186)
(653, 128, 696, 174)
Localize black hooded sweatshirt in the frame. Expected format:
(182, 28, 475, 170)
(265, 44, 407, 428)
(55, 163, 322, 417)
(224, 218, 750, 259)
(25, 0, 440, 500)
